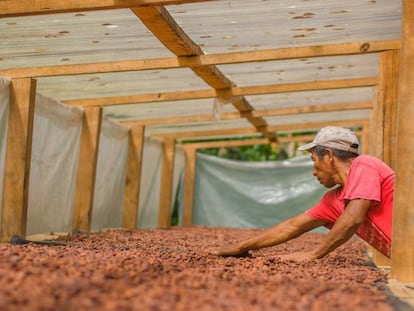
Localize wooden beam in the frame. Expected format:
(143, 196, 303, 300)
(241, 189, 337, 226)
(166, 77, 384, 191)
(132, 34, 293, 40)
(63, 77, 378, 107)
(1, 78, 36, 242)
(63, 89, 216, 107)
(380, 51, 400, 169)
(153, 119, 366, 140)
(179, 132, 363, 150)
(182, 147, 196, 226)
(72, 107, 103, 232)
(0, 0, 217, 17)
(158, 137, 176, 228)
(251, 101, 372, 118)
(120, 101, 371, 127)
(231, 77, 378, 97)
(123, 125, 145, 230)
(391, 0, 414, 283)
(133, 6, 274, 141)
(1, 40, 399, 79)
(267, 119, 366, 133)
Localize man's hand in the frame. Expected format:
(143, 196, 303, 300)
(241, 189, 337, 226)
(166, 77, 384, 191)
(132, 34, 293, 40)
(277, 251, 317, 263)
(210, 245, 249, 257)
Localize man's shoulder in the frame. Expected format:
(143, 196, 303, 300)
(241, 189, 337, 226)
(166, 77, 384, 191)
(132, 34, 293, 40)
(352, 155, 395, 176)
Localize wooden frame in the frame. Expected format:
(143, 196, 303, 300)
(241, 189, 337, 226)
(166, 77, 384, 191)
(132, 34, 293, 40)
(0, 0, 412, 283)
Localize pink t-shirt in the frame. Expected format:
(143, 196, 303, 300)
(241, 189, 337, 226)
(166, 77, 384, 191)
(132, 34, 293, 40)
(305, 155, 394, 257)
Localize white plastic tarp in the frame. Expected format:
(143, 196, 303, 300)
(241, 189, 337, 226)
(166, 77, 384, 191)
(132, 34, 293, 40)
(182, 153, 327, 229)
(0, 77, 11, 233)
(137, 137, 185, 228)
(91, 117, 129, 230)
(27, 93, 83, 235)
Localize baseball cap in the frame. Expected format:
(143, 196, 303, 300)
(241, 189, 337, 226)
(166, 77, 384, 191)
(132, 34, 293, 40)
(298, 126, 359, 154)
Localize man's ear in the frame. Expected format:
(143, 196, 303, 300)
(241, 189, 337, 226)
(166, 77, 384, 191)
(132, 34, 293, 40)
(325, 148, 334, 160)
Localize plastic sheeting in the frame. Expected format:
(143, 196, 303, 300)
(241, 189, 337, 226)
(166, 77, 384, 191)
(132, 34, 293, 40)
(91, 117, 129, 230)
(137, 137, 185, 228)
(181, 153, 327, 229)
(0, 77, 11, 233)
(27, 94, 84, 235)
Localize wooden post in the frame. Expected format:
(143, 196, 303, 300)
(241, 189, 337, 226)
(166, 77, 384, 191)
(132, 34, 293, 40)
(72, 107, 102, 232)
(361, 122, 370, 155)
(182, 146, 196, 226)
(1, 78, 36, 242)
(391, 0, 414, 282)
(380, 50, 400, 169)
(123, 125, 144, 229)
(369, 50, 400, 267)
(158, 137, 175, 228)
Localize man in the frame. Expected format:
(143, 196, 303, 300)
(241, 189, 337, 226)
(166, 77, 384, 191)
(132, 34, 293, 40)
(212, 126, 394, 261)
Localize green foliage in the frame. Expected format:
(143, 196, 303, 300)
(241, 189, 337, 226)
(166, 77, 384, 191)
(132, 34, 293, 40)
(198, 142, 290, 161)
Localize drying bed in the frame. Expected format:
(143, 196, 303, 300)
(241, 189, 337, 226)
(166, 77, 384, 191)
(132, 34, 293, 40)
(0, 226, 400, 311)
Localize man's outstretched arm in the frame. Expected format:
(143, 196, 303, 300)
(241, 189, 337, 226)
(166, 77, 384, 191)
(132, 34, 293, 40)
(211, 213, 325, 257)
(280, 199, 371, 262)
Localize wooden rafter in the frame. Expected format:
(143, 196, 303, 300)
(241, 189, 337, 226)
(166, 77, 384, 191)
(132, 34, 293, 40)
(131, 6, 278, 141)
(121, 100, 372, 126)
(151, 119, 367, 140)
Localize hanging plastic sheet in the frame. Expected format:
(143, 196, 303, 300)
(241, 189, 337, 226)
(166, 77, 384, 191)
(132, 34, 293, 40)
(27, 93, 83, 235)
(91, 117, 129, 230)
(0, 77, 11, 233)
(137, 137, 185, 228)
(179, 152, 328, 229)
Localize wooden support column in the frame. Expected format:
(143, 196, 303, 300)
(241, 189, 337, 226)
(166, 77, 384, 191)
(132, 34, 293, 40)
(381, 50, 400, 169)
(369, 50, 400, 267)
(123, 125, 144, 229)
(361, 122, 370, 155)
(391, 0, 414, 282)
(1, 78, 36, 242)
(182, 146, 197, 226)
(158, 137, 176, 228)
(72, 107, 102, 232)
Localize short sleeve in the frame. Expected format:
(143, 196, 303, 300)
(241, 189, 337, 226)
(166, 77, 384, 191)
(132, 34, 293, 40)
(306, 188, 343, 224)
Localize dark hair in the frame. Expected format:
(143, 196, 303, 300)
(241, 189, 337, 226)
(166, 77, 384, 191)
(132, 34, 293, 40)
(312, 145, 359, 161)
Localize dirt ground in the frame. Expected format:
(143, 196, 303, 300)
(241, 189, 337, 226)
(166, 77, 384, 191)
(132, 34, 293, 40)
(0, 226, 407, 311)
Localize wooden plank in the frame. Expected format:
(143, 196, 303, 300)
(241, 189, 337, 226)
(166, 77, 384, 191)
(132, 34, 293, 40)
(232, 77, 378, 97)
(361, 121, 370, 155)
(266, 119, 367, 133)
(1, 78, 36, 242)
(119, 101, 370, 128)
(158, 137, 176, 228)
(63, 89, 216, 107)
(182, 147, 196, 226)
(391, 0, 414, 283)
(252, 101, 372, 118)
(63, 77, 378, 107)
(1, 40, 399, 79)
(0, 0, 217, 17)
(368, 50, 399, 165)
(72, 107, 102, 232)
(154, 119, 366, 140)
(123, 125, 145, 229)
(380, 51, 400, 169)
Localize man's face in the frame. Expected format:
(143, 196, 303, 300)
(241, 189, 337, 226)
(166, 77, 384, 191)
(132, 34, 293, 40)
(310, 150, 337, 188)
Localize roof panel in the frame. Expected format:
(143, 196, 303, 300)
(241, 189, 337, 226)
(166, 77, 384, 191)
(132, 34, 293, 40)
(217, 54, 379, 86)
(168, 0, 401, 54)
(0, 9, 173, 69)
(36, 68, 210, 101)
